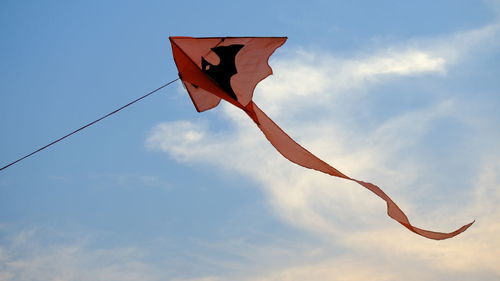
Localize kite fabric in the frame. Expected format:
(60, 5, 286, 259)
(169, 36, 474, 240)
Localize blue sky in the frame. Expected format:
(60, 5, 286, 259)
(1, 1, 500, 280)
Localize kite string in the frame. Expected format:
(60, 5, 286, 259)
(0, 78, 180, 172)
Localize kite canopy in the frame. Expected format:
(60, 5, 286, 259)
(169, 36, 473, 240)
(170, 37, 286, 115)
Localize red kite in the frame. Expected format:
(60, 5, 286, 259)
(169, 36, 473, 240)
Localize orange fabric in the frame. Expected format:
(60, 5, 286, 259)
(170, 36, 473, 240)
(170, 37, 286, 110)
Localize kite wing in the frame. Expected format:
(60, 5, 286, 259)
(169, 36, 473, 240)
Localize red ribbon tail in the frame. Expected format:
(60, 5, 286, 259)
(245, 101, 473, 240)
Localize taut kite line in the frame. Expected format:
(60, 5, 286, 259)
(1, 36, 473, 240)
(169, 36, 473, 240)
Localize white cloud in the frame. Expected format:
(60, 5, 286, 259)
(340, 160, 500, 275)
(147, 22, 500, 236)
(146, 21, 500, 281)
(257, 22, 499, 118)
(0, 230, 164, 281)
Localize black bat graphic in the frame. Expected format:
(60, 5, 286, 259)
(201, 44, 244, 101)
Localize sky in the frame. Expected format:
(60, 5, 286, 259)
(1, 0, 499, 280)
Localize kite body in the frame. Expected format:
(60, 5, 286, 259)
(169, 36, 473, 240)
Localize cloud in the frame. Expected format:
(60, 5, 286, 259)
(337, 160, 500, 278)
(256, 22, 499, 117)
(146, 21, 500, 281)
(147, 22, 500, 235)
(0, 229, 165, 281)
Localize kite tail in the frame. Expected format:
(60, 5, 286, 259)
(245, 101, 473, 240)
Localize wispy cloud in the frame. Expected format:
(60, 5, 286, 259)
(148, 22, 500, 234)
(146, 21, 500, 281)
(260, 23, 499, 119)
(0, 229, 165, 281)
(87, 173, 173, 191)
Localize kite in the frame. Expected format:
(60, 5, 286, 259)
(0, 36, 473, 240)
(169, 36, 474, 240)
